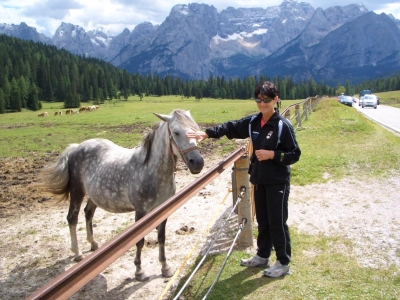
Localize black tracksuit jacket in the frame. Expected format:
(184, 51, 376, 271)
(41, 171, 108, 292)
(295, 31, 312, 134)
(205, 111, 301, 184)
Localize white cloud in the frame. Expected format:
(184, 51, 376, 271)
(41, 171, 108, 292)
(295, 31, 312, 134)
(374, 2, 400, 19)
(1, 0, 400, 38)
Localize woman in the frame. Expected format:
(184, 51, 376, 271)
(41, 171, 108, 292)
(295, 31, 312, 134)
(186, 81, 301, 278)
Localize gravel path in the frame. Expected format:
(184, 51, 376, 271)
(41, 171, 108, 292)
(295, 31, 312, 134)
(0, 155, 399, 300)
(289, 174, 400, 269)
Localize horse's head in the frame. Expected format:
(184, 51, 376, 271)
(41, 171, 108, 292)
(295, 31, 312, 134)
(154, 110, 204, 174)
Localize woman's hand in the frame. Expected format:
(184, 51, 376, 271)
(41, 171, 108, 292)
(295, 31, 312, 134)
(255, 149, 274, 161)
(186, 129, 208, 142)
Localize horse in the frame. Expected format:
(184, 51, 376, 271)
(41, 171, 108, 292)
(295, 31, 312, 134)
(34, 109, 204, 281)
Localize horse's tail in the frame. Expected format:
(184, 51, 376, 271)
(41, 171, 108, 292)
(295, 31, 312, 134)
(33, 143, 79, 201)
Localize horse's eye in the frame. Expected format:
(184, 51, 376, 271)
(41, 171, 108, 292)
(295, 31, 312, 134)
(173, 132, 180, 136)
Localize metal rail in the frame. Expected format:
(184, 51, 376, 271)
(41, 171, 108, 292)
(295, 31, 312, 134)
(27, 146, 247, 300)
(173, 187, 246, 300)
(202, 218, 247, 300)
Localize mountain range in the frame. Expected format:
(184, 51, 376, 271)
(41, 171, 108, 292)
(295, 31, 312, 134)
(1, 0, 400, 85)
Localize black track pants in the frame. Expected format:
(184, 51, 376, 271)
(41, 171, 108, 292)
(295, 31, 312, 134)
(254, 183, 291, 265)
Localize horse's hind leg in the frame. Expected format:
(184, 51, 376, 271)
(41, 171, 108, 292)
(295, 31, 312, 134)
(67, 190, 85, 261)
(134, 211, 149, 281)
(158, 219, 173, 278)
(84, 198, 99, 251)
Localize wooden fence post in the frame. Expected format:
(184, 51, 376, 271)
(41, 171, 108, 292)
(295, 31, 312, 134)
(234, 155, 253, 247)
(303, 101, 308, 121)
(284, 109, 291, 121)
(295, 104, 301, 127)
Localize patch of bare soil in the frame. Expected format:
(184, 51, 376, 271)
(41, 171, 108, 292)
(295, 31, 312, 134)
(1, 142, 399, 300)
(0, 140, 246, 300)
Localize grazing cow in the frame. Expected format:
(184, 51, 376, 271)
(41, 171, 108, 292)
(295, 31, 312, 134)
(54, 111, 62, 116)
(66, 109, 73, 115)
(85, 106, 94, 112)
(95, 105, 99, 109)
(79, 106, 87, 113)
(38, 112, 48, 117)
(72, 109, 79, 114)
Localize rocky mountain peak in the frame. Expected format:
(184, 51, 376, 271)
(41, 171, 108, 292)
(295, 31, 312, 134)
(1, 1, 400, 84)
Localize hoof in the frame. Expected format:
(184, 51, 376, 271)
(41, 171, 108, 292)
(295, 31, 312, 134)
(135, 271, 150, 282)
(91, 242, 99, 251)
(162, 267, 174, 278)
(73, 254, 84, 262)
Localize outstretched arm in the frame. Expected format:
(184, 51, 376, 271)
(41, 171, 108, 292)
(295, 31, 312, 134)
(186, 129, 209, 142)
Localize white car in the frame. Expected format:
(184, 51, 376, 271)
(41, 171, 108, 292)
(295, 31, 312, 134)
(361, 94, 378, 109)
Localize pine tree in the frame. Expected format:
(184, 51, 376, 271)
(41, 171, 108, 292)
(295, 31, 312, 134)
(10, 77, 22, 111)
(2, 77, 11, 109)
(27, 84, 41, 111)
(0, 89, 5, 114)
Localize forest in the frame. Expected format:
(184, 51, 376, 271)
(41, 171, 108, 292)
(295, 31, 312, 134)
(1, 34, 400, 114)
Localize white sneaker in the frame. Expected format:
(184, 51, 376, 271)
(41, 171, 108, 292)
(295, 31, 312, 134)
(263, 261, 290, 278)
(241, 255, 270, 268)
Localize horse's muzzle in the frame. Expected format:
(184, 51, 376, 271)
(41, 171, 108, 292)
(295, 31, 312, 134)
(187, 154, 204, 174)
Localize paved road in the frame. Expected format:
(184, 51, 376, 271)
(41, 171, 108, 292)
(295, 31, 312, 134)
(353, 99, 400, 134)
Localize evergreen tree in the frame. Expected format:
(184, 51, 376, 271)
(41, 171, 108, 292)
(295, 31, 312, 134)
(10, 77, 21, 111)
(26, 84, 41, 111)
(195, 88, 202, 100)
(0, 89, 5, 114)
(184, 82, 192, 98)
(2, 77, 11, 109)
(18, 76, 29, 108)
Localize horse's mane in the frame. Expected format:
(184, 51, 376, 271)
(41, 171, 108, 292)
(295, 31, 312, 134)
(142, 110, 199, 165)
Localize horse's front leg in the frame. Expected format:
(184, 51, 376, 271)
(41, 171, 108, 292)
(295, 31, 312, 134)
(158, 219, 173, 278)
(84, 198, 99, 251)
(67, 191, 85, 261)
(134, 211, 149, 281)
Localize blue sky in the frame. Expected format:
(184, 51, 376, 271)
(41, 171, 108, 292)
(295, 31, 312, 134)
(1, 0, 399, 37)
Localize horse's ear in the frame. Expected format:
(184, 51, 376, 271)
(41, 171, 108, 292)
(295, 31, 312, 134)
(185, 110, 192, 118)
(153, 112, 172, 122)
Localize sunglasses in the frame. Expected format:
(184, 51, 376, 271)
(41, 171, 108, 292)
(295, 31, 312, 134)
(255, 97, 274, 103)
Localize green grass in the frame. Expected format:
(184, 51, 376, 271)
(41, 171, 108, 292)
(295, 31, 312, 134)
(0, 96, 298, 158)
(178, 231, 400, 300)
(374, 90, 400, 108)
(174, 98, 400, 300)
(292, 99, 400, 185)
(1, 95, 400, 299)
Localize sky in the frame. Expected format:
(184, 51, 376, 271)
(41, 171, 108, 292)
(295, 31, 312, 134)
(1, 0, 400, 38)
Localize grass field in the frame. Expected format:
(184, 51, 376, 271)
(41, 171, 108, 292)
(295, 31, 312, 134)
(1, 95, 400, 299)
(374, 91, 400, 108)
(0, 96, 298, 158)
(1, 95, 399, 184)
(176, 98, 400, 300)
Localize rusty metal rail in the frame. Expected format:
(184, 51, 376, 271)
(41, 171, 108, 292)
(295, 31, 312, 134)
(27, 146, 247, 300)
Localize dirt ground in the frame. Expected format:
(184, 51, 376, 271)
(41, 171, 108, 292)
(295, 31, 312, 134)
(0, 139, 249, 300)
(1, 142, 399, 300)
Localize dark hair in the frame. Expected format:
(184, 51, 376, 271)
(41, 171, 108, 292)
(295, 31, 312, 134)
(254, 81, 279, 99)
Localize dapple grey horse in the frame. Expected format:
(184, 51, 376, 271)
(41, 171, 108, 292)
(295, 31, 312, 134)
(35, 109, 204, 281)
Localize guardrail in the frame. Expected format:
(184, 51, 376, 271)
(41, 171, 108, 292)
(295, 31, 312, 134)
(27, 95, 321, 299)
(282, 96, 321, 130)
